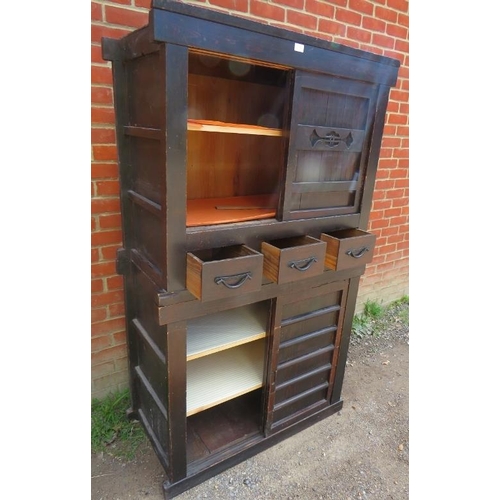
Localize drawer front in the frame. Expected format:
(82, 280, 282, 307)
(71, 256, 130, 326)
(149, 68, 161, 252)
(321, 229, 376, 271)
(261, 235, 326, 284)
(187, 245, 263, 301)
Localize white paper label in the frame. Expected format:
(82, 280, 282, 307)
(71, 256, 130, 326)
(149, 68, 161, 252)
(294, 43, 305, 53)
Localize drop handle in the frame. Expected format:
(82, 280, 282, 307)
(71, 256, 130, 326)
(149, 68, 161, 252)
(288, 256, 318, 271)
(214, 271, 252, 289)
(346, 247, 370, 258)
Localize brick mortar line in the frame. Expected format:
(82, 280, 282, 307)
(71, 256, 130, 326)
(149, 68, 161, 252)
(91, 61, 112, 69)
(91, 82, 114, 88)
(93, 1, 150, 14)
(91, 20, 137, 31)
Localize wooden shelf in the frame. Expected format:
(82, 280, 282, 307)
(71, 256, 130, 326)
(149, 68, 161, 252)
(188, 119, 283, 137)
(186, 339, 266, 417)
(187, 303, 268, 361)
(187, 195, 277, 227)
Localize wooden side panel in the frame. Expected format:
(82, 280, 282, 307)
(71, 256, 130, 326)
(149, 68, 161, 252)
(165, 320, 188, 482)
(129, 202, 164, 277)
(123, 52, 168, 289)
(164, 43, 189, 292)
(129, 136, 164, 206)
(127, 52, 164, 128)
(186, 253, 203, 300)
(127, 264, 170, 471)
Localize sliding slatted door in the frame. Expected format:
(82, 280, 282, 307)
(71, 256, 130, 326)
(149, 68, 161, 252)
(282, 71, 379, 220)
(266, 280, 349, 434)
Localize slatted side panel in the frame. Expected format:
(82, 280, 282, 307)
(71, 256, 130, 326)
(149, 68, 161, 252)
(129, 266, 170, 471)
(269, 280, 348, 432)
(124, 51, 167, 288)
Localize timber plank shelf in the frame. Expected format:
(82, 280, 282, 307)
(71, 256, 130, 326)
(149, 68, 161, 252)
(102, 0, 399, 497)
(186, 195, 277, 226)
(187, 119, 283, 137)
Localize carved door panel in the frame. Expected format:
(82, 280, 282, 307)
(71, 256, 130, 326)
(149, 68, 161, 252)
(281, 71, 379, 220)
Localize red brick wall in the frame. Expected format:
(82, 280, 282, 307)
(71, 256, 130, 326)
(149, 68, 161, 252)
(91, 0, 409, 399)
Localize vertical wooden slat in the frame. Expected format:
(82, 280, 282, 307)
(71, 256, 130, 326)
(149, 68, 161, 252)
(166, 320, 187, 482)
(330, 276, 360, 404)
(325, 281, 349, 402)
(263, 297, 282, 435)
(280, 72, 302, 219)
(351, 87, 378, 216)
(276, 70, 295, 221)
(163, 43, 188, 292)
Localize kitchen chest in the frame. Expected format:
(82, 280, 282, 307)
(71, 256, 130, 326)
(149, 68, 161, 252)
(102, 0, 399, 496)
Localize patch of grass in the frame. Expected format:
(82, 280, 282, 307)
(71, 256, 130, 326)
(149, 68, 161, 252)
(91, 389, 145, 459)
(391, 295, 409, 327)
(352, 296, 408, 339)
(362, 299, 384, 319)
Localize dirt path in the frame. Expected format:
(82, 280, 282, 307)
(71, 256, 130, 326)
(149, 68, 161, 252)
(92, 331, 409, 500)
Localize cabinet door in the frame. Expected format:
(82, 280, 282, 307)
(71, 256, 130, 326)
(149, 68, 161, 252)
(281, 71, 379, 220)
(265, 280, 348, 433)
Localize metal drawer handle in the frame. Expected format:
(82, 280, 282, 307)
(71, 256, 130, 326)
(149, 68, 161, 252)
(288, 256, 318, 272)
(346, 247, 370, 259)
(214, 272, 252, 289)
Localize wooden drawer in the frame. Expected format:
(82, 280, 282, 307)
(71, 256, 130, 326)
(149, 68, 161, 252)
(261, 235, 326, 284)
(187, 245, 263, 301)
(321, 229, 376, 271)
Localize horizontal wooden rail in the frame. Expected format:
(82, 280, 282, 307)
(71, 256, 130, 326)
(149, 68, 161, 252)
(124, 125, 163, 140)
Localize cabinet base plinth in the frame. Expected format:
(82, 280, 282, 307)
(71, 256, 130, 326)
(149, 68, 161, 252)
(161, 399, 343, 499)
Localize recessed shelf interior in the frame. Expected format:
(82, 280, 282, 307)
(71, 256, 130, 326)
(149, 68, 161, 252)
(186, 301, 269, 417)
(186, 51, 290, 227)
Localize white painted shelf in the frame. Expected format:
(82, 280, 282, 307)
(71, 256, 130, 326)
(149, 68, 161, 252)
(186, 339, 266, 416)
(186, 303, 268, 361)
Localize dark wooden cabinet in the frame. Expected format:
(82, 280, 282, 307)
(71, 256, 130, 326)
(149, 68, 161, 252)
(103, 1, 399, 497)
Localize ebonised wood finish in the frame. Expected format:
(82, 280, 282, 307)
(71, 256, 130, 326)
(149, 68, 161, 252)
(103, 1, 399, 497)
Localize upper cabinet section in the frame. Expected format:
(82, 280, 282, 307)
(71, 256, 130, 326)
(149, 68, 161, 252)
(102, 0, 399, 289)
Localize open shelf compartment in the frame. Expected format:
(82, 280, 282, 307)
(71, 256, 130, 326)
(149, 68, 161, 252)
(186, 51, 290, 227)
(186, 301, 270, 417)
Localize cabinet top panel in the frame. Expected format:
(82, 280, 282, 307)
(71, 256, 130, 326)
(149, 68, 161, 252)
(152, 0, 398, 85)
(104, 0, 399, 86)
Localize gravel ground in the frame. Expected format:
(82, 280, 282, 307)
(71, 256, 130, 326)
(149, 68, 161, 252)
(92, 303, 409, 500)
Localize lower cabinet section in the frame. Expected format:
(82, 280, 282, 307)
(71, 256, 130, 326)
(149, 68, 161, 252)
(128, 271, 353, 497)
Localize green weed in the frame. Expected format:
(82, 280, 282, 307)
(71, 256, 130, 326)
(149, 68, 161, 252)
(91, 388, 145, 459)
(351, 296, 408, 339)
